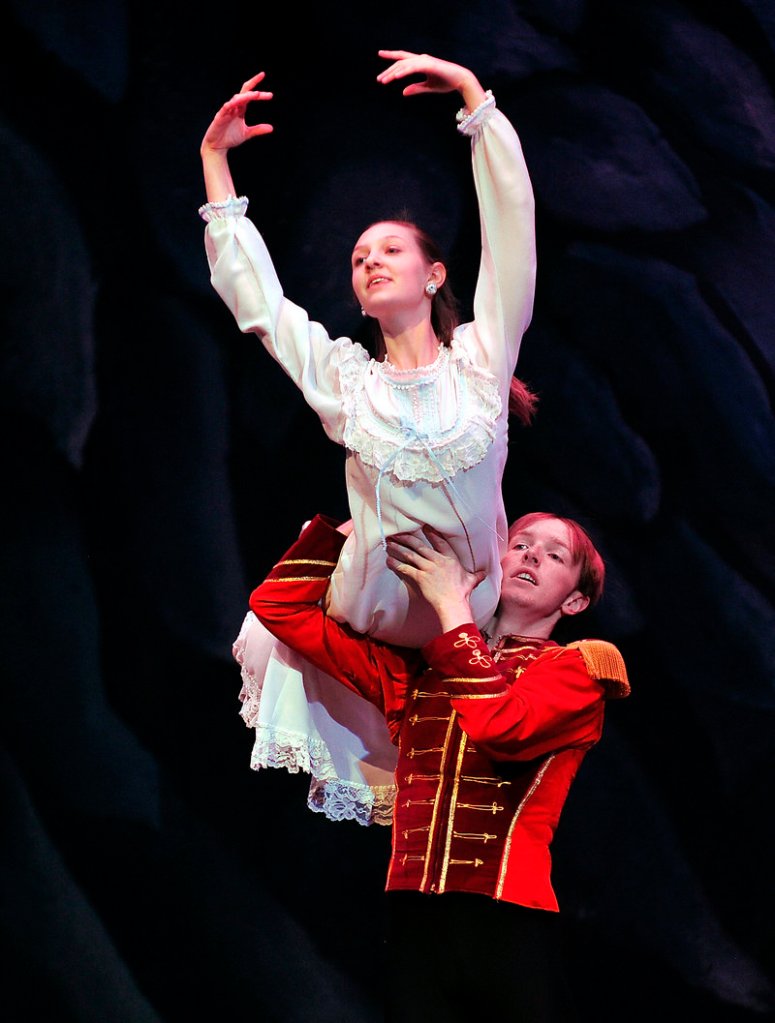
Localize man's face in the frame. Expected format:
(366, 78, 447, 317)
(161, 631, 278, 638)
(499, 518, 587, 619)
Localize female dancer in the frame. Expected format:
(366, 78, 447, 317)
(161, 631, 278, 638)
(199, 50, 537, 822)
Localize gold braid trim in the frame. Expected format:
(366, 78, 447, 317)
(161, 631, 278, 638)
(452, 690, 509, 700)
(274, 558, 337, 568)
(269, 576, 332, 583)
(442, 675, 502, 685)
(567, 640, 631, 699)
(269, 557, 338, 582)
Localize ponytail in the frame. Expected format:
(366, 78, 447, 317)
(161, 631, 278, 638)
(508, 376, 538, 425)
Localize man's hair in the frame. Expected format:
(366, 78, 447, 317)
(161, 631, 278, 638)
(507, 512, 606, 606)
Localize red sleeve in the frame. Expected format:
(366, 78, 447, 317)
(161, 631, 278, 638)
(248, 514, 418, 734)
(422, 626, 605, 760)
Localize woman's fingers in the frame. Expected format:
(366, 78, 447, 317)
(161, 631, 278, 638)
(226, 89, 272, 110)
(240, 71, 267, 92)
(376, 50, 424, 83)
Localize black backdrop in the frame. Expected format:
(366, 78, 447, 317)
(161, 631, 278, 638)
(2, 1, 775, 1021)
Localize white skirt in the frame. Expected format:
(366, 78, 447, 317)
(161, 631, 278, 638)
(233, 611, 397, 826)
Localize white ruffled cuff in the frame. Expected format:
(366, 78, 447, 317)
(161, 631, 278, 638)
(456, 90, 496, 135)
(198, 194, 249, 222)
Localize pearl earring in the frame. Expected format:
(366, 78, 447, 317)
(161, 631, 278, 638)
(425, 281, 438, 297)
(361, 307, 367, 317)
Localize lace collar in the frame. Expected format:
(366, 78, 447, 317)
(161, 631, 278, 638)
(374, 342, 449, 387)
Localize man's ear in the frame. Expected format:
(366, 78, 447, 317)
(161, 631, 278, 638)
(560, 590, 590, 618)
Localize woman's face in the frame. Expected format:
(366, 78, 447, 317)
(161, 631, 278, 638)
(351, 222, 438, 320)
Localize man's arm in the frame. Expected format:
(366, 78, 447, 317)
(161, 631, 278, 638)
(386, 529, 629, 760)
(423, 631, 615, 760)
(249, 515, 419, 729)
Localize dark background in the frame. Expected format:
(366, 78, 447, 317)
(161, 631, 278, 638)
(2, 1, 774, 1020)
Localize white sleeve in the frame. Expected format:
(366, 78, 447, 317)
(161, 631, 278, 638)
(462, 105, 537, 398)
(202, 206, 361, 444)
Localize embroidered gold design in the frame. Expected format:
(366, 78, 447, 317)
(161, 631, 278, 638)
(457, 802, 504, 814)
(407, 746, 445, 758)
(453, 632, 479, 650)
(403, 798, 435, 808)
(461, 775, 511, 787)
(400, 854, 426, 865)
(409, 714, 451, 725)
(449, 858, 484, 867)
(406, 773, 440, 785)
(469, 648, 493, 668)
(491, 641, 544, 661)
(402, 825, 431, 839)
(453, 831, 498, 843)
(414, 689, 462, 699)
(495, 754, 555, 899)
(438, 726, 468, 892)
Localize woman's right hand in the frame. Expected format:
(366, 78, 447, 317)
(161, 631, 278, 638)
(200, 72, 274, 158)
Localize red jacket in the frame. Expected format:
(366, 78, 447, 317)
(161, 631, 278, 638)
(250, 515, 630, 912)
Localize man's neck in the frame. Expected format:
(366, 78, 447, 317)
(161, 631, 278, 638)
(487, 610, 558, 643)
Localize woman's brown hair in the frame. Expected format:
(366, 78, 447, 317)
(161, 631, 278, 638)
(357, 218, 538, 425)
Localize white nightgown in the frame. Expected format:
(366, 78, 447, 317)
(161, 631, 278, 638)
(201, 95, 536, 823)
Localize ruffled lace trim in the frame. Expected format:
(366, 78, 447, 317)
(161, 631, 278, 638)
(456, 91, 497, 136)
(234, 614, 395, 827)
(340, 336, 502, 483)
(237, 668, 263, 728)
(198, 194, 249, 222)
(308, 777, 396, 827)
(248, 722, 331, 776)
(377, 341, 448, 382)
(233, 613, 264, 727)
(247, 723, 396, 827)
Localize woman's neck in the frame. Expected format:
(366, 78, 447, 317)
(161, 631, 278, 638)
(381, 318, 440, 370)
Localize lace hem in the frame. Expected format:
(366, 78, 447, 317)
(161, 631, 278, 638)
(248, 723, 332, 776)
(237, 668, 263, 728)
(308, 777, 396, 827)
(248, 724, 396, 827)
(235, 611, 396, 827)
(234, 612, 265, 727)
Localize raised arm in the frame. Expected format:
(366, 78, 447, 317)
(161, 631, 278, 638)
(198, 73, 358, 439)
(465, 99, 536, 391)
(376, 51, 536, 395)
(200, 72, 274, 203)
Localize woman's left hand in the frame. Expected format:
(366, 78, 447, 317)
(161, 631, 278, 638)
(376, 50, 486, 109)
